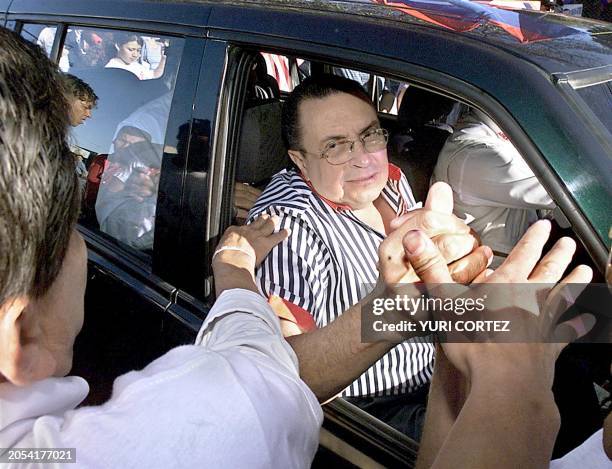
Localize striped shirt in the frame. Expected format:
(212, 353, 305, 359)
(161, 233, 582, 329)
(249, 165, 434, 397)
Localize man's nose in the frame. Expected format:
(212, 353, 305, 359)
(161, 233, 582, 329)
(349, 141, 373, 166)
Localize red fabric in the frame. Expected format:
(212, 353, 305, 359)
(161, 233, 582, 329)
(282, 299, 317, 332)
(83, 154, 108, 211)
(268, 295, 317, 332)
(387, 163, 402, 181)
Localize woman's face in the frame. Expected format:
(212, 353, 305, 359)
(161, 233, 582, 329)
(117, 40, 141, 64)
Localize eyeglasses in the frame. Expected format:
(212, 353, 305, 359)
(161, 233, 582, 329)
(301, 127, 389, 166)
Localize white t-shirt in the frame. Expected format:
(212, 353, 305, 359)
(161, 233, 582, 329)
(0, 289, 322, 468)
(105, 57, 154, 80)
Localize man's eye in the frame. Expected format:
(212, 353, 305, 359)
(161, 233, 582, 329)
(363, 129, 380, 140)
(325, 141, 339, 151)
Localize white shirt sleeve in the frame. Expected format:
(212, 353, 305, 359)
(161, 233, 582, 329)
(195, 289, 302, 375)
(0, 289, 322, 469)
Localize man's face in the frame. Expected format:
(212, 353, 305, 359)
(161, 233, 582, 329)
(69, 98, 93, 127)
(113, 130, 146, 150)
(291, 92, 388, 210)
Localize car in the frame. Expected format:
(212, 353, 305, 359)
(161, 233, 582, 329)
(2, 0, 610, 466)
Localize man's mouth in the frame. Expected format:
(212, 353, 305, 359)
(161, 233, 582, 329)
(347, 171, 379, 184)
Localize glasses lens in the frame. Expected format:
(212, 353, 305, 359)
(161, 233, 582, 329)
(363, 128, 388, 152)
(325, 141, 353, 165)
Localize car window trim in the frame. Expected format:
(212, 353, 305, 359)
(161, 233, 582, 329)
(6, 13, 205, 38)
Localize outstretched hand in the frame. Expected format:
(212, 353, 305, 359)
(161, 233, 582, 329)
(381, 182, 490, 286)
(399, 219, 595, 385)
(212, 215, 290, 296)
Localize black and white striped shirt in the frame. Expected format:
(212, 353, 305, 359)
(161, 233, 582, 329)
(250, 166, 434, 397)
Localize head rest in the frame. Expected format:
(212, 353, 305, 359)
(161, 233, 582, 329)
(236, 101, 288, 186)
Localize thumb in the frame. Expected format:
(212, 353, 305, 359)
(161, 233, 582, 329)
(424, 182, 453, 214)
(403, 230, 454, 283)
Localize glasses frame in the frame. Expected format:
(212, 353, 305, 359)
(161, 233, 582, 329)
(300, 127, 389, 166)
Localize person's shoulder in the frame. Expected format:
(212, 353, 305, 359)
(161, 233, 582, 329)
(249, 169, 314, 219)
(105, 58, 121, 68)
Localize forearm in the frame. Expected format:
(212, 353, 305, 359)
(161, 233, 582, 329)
(287, 298, 394, 402)
(153, 55, 167, 79)
(430, 380, 559, 469)
(416, 346, 468, 469)
(213, 265, 259, 297)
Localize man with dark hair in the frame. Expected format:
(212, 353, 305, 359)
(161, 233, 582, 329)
(0, 29, 81, 313)
(249, 73, 489, 439)
(63, 73, 98, 127)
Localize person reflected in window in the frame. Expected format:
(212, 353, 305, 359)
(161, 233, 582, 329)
(105, 33, 166, 80)
(63, 73, 98, 188)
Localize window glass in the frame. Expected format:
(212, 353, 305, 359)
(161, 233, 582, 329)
(66, 26, 184, 254)
(576, 80, 612, 134)
(21, 24, 58, 57)
(5, 21, 17, 31)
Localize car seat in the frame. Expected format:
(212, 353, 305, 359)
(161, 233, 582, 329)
(389, 86, 456, 202)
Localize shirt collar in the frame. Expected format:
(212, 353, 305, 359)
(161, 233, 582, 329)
(0, 377, 89, 446)
(301, 163, 402, 212)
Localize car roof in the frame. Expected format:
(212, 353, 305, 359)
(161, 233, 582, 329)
(225, 0, 612, 73)
(6, 0, 611, 73)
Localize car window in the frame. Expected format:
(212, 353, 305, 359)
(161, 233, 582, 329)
(20, 24, 64, 66)
(66, 26, 184, 256)
(226, 49, 565, 437)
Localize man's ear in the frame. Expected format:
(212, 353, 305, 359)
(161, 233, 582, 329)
(0, 297, 56, 385)
(288, 150, 309, 180)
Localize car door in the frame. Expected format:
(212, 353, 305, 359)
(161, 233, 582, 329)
(4, 8, 215, 405)
(199, 3, 610, 466)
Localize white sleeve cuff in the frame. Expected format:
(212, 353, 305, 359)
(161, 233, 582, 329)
(195, 289, 279, 345)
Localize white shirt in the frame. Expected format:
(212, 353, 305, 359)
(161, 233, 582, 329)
(105, 58, 154, 80)
(108, 92, 172, 153)
(433, 112, 554, 263)
(550, 429, 610, 469)
(0, 289, 322, 469)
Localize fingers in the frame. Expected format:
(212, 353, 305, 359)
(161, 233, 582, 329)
(403, 230, 454, 283)
(264, 228, 291, 251)
(559, 263, 593, 285)
(542, 264, 593, 341)
(448, 246, 493, 284)
(552, 313, 596, 343)
(432, 233, 479, 264)
(235, 182, 262, 197)
(529, 237, 576, 282)
(498, 220, 552, 280)
(390, 210, 470, 241)
(424, 182, 453, 214)
(471, 268, 494, 284)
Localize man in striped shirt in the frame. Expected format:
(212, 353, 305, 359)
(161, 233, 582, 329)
(249, 74, 489, 439)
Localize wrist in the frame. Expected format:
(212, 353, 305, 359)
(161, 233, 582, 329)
(213, 265, 259, 296)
